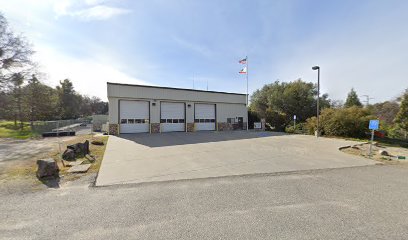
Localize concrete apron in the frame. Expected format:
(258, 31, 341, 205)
(95, 133, 376, 186)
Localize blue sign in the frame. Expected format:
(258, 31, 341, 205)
(369, 120, 379, 130)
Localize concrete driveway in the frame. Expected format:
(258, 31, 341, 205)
(96, 131, 375, 186)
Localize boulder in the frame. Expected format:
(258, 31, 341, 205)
(62, 148, 76, 161)
(36, 158, 59, 178)
(378, 150, 389, 156)
(67, 140, 90, 156)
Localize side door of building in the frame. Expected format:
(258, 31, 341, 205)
(237, 117, 243, 129)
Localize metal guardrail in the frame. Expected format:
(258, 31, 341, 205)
(52, 123, 81, 132)
(32, 119, 84, 134)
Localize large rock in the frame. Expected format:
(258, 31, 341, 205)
(36, 158, 59, 178)
(67, 140, 90, 157)
(379, 150, 389, 156)
(62, 148, 76, 161)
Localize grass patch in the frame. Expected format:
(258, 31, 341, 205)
(0, 121, 38, 139)
(325, 134, 408, 149)
(345, 137, 408, 149)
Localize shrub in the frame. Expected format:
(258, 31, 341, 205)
(305, 107, 375, 138)
(285, 122, 308, 134)
(265, 109, 287, 131)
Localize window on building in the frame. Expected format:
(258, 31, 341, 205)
(128, 119, 134, 124)
(121, 119, 127, 124)
(227, 118, 235, 124)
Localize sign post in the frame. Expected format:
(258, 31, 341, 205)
(368, 120, 379, 157)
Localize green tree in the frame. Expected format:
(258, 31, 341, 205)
(344, 88, 362, 108)
(11, 73, 25, 129)
(56, 79, 81, 119)
(250, 79, 331, 130)
(90, 96, 108, 115)
(24, 74, 58, 122)
(395, 90, 408, 138)
(0, 90, 13, 120)
(369, 101, 400, 125)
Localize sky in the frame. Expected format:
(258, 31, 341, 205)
(1, 0, 407, 102)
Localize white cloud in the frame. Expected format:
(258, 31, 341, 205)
(84, 0, 105, 5)
(34, 45, 148, 100)
(72, 5, 131, 21)
(53, 0, 72, 16)
(52, 0, 131, 21)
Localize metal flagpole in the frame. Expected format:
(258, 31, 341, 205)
(246, 56, 249, 131)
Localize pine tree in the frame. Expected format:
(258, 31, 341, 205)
(344, 88, 363, 108)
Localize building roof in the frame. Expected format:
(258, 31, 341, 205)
(107, 82, 247, 96)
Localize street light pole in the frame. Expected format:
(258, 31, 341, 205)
(312, 66, 320, 138)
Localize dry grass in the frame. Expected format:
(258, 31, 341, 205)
(341, 142, 408, 166)
(51, 135, 109, 178)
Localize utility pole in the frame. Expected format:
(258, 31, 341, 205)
(312, 66, 320, 137)
(361, 95, 374, 106)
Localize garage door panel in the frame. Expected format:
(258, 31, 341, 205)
(195, 104, 216, 131)
(120, 100, 149, 133)
(161, 102, 185, 132)
(195, 104, 215, 119)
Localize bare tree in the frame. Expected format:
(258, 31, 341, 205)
(0, 13, 34, 90)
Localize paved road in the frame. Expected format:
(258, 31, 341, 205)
(76, 125, 92, 135)
(97, 132, 375, 186)
(2, 165, 408, 240)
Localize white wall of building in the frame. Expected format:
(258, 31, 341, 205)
(108, 83, 247, 126)
(216, 103, 247, 123)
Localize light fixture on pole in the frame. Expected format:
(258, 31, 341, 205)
(312, 65, 320, 138)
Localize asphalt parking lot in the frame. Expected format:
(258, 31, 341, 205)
(96, 131, 375, 186)
(3, 165, 408, 240)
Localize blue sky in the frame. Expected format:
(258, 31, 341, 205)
(1, 0, 407, 102)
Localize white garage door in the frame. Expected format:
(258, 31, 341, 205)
(195, 104, 216, 131)
(119, 100, 149, 133)
(161, 102, 185, 132)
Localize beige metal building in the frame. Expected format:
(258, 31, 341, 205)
(107, 82, 247, 135)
